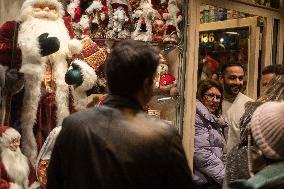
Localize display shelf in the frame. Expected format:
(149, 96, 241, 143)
(91, 37, 181, 47)
(230, 0, 281, 10)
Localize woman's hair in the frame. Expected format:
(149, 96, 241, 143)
(197, 79, 223, 115)
(240, 75, 284, 143)
(258, 75, 284, 102)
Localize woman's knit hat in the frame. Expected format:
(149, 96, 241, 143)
(250, 101, 284, 160)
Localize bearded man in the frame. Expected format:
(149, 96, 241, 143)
(0, 0, 97, 165)
(220, 62, 253, 154)
(219, 62, 253, 189)
(0, 126, 40, 189)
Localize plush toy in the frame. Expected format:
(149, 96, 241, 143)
(85, 0, 108, 38)
(0, 126, 40, 189)
(79, 14, 91, 37)
(66, 0, 83, 38)
(162, 0, 182, 43)
(131, 0, 161, 41)
(155, 63, 177, 91)
(106, 0, 132, 39)
(152, 19, 165, 42)
(72, 37, 108, 93)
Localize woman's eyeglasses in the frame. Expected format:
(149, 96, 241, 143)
(204, 93, 221, 102)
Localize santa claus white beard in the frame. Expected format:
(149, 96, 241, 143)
(18, 16, 71, 57)
(1, 147, 30, 185)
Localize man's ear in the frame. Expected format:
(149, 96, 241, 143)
(143, 77, 153, 92)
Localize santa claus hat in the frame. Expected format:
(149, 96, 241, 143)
(0, 126, 21, 146)
(19, 0, 65, 21)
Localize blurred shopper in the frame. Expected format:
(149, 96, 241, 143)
(220, 62, 253, 154)
(229, 101, 284, 189)
(194, 79, 227, 189)
(46, 39, 194, 189)
(225, 75, 284, 188)
(261, 64, 284, 94)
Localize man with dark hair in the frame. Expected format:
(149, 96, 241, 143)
(220, 62, 253, 189)
(261, 64, 284, 91)
(46, 39, 193, 189)
(219, 62, 253, 153)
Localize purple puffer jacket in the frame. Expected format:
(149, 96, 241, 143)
(193, 100, 226, 185)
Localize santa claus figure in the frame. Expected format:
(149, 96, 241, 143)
(85, 0, 108, 39)
(162, 0, 182, 43)
(131, 0, 161, 42)
(0, 0, 97, 164)
(106, 0, 132, 39)
(0, 126, 40, 189)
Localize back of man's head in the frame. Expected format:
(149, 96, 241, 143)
(105, 39, 159, 95)
(261, 64, 284, 75)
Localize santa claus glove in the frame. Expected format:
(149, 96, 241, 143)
(65, 62, 83, 86)
(38, 33, 60, 57)
(5, 69, 24, 94)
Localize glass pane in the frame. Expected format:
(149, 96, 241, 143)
(198, 28, 250, 93)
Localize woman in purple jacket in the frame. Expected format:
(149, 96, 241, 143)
(194, 79, 227, 189)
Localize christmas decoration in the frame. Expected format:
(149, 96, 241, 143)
(131, 0, 161, 41)
(79, 14, 91, 37)
(106, 0, 132, 39)
(155, 62, 177, 91)
(0, 126, 40, 189)
(0, 0, 97, 165)
(85, 0, 109, 38)
(162, 0, 182, 43)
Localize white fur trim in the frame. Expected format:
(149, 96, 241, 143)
(19, 0, 64, 22)
(71, 60, 97, 110)
(68, 39, 82, 55)
(20, 62, 45, 165)
(28, 182, 40, 189)
(18, 34, 42, 65)
(9, 183, 21, 189)
(72, 60, 97, 91)
(54, 58, 70, 129)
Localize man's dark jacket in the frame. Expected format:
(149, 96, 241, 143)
(47, 96, 194, 189)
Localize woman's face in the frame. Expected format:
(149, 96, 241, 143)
(201, 87, 221, 113)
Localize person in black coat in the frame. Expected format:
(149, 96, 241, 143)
(47, 39, 194, 189)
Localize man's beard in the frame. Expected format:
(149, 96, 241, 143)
(224, 83, 242, 98)
(18, 13, 71, 57)
(1, 147, 30, 185)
